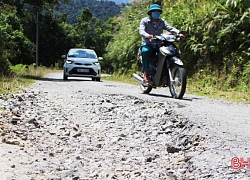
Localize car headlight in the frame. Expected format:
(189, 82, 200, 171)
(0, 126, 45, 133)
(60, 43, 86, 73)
(66, 60, 74, 64)
(93, 61, 99, 66)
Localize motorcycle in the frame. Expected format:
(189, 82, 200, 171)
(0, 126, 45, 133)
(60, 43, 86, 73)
(133, 32, 187, 99)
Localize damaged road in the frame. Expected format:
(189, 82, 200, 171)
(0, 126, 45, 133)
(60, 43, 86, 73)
(0, 72, 250, 179)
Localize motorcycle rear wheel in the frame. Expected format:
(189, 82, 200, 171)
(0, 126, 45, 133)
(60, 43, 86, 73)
(169, 65, 186, 99)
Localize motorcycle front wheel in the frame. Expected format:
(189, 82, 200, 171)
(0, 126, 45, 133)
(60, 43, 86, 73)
(169, 65, 186, 99)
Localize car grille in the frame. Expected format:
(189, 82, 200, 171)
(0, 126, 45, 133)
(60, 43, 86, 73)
(69, 67, 97, 76)
(74, 62, 92, 66)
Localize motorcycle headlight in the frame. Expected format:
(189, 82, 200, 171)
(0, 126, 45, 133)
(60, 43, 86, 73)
(159, 46, 171, 56)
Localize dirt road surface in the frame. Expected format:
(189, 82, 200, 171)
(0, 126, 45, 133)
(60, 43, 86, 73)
(0, 72, 250, 179)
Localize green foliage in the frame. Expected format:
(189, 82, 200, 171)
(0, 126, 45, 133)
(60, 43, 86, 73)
(105, 0, 147, 74)
(38, 12, 73, 66)
(105, 0, 250, 93)
(195, 0, 250, 91)
(70, 7, 115, 64)
(0, 6, 34, 75)
(24, 0, 72, 11)
(0, 0, 125, 74)
(10, 64, 28, 76)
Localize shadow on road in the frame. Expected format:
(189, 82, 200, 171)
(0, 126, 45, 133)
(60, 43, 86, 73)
(42, 77, 103, 82)
(23, 75, 102, 82)
(148, 92, 195, 102)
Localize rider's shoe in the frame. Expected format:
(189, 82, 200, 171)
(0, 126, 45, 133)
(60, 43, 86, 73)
(143, 72, 151, 83)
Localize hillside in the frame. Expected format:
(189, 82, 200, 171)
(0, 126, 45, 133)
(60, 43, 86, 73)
(57, 0, 127, 24)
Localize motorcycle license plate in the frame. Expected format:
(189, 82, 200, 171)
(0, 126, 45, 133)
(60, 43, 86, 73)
(77, 68, 89, 73)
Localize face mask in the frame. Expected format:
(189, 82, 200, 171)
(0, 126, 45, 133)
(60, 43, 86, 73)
(152, 12, 160, 19)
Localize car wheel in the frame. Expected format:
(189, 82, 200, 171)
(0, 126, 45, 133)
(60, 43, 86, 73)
(63, 72, 68, 80)
(92, 77, 101, 81)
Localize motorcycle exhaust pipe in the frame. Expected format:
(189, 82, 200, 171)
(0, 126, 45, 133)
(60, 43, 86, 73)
(133, 73, 144, 83)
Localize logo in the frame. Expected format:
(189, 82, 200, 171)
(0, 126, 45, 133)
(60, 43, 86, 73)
(231, 157, 250, 169)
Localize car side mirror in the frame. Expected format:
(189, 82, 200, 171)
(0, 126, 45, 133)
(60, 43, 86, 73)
(61, 55, 66, 59)
(98, 57, 103, 61)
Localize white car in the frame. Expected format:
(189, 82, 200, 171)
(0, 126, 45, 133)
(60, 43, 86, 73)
(62, 48, 103, 81)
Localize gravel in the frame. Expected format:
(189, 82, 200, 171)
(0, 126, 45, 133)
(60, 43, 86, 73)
(0, 72, 250, 179)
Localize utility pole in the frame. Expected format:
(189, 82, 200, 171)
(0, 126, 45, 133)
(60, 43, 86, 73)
(36, 11, 39, 67)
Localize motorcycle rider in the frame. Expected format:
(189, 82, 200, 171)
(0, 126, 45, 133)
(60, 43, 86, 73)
(139, 4, 185, 83)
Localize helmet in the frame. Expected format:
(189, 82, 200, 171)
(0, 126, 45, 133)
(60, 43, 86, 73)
(147, 4, 162, 15)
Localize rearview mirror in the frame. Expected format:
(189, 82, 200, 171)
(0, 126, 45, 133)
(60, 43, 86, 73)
(98, 57, 103, 61)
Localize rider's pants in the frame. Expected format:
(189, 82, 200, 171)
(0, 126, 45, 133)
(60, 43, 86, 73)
(141, 45, 153, 72)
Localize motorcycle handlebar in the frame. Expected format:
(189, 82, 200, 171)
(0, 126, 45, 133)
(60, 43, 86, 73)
(149, 30, 186, 42)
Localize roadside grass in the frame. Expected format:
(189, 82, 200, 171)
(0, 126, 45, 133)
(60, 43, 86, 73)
(186, 79, 250, 104)
(102, 73, 250, 104)
(0, 65, 57, 95)
(103, 73, 138, 85)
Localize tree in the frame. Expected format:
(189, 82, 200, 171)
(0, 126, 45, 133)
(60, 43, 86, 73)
(0, 6, 34, 75)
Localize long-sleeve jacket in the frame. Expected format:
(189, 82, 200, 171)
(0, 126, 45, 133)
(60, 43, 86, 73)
(139, 17, 179, 49)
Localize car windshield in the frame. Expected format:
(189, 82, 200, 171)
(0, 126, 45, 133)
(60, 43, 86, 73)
(68, 49, 97, 59)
